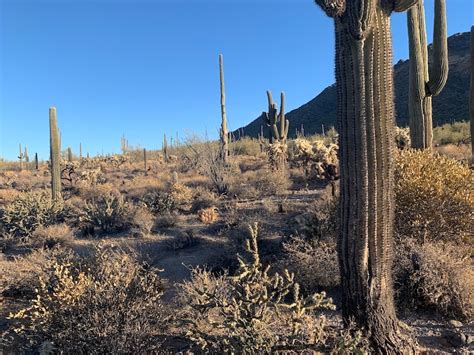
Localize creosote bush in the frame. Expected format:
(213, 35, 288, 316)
(395, 149, 473, 243)
(178, 223, 336, 353)
(6, 244, 169, 354)
(0, 190, 65, 240)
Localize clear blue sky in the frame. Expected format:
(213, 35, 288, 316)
(1, 0, 472, 160)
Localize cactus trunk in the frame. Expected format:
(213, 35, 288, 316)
(315, 0, 417, 352)
(219, 54, 229, 163)
(67, 147, 73, 162)
(18, 144, 23, 171)
(143, 148, 147, 173)
(34, 153, 39, 170)
(163, 134, 169, 163)
(407, 0, 448, 149)
(49, 107, 61, 200)
(470, 26, 474, 160)
(79, 143, 83, 160)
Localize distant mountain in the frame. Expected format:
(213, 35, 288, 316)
(234, 31, 471, 138)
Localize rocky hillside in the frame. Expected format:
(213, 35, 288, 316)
(235, 31, 471, 138)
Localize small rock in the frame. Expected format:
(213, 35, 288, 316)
(449, 320, 463, 328)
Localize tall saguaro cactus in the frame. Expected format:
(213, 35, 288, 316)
(470, 26, 474, 160)
(163, 134, 169, 163)
(263, 91, 289, 144)
(407, 0, 448, 149)
(49, 107, 62, 201)
(18, 144, 24, 171)
(314, 0, 417, 352)
(219, 54, 229, 163)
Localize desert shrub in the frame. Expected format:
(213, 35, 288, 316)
(395, 240, 473, 321)
(130, 206, 155, 236)
(0, 190, 65, 240)
(191, 188, 219, 213)
(395, 150, 473, 243)
(79, 194, 133, 235)
(178, 223, 336, 353)
(295, 196, 339, 241)
(6, 244, 169, 353)
(168, 182, 193, 205)
(283, 237, 340, 290)
(141, 189, 176, 215)
(433, 121, 470, 145)
(31, 223, 73, 248)
(253, 168, 291, 196)
(165, 232, 200, 251)
(198, 207, 218, 224)
(232, 137, 262, 156)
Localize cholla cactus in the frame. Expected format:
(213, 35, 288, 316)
(266, 141, 287, 171)
(293, 138, 339, 181)
(394, 126, 411, 150)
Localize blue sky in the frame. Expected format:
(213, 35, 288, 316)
(0, 0, 472, 160)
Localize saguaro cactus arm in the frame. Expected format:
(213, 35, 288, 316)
(426, 0, 448, 96)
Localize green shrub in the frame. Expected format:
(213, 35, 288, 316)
(433, 121, 470, 145)
(395, 150, 473, 243)
(231, 137, 262, 156)
(0, 190, 64, 240)
(6, 244, 169, 353)
(141, 189, 176, 215)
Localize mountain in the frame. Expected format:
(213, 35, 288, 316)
(234, 31, 471, 138)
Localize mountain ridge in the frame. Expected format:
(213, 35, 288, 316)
(234, 31, 471, 139)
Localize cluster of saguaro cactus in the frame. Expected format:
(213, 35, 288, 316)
(263, 91, 289, 144)
(407, 0, 448, 149)
(219, 54, 229, 163)
(314, 0, 418, 352)
(49, 107, 62, 200)
(262, 91, 289, 170)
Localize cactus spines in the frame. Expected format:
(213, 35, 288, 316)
(407, 0, 448, 149)
(314, 0, 417, 351)
(262, 91, 289, 144)
(18, 144, 24, 170)
(219, 54, 229, 163)
(470, 26, 474, 160)
(49, 107, 61, 201)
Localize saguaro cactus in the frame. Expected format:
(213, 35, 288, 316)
(67, 147, 73, 162)
(407, 0, 448, 149)
(79, 143, 83, 160)
(470, 26, 474, 160)
(18, 144, 24, 171)
(143, 148, 148, 173)
(24, 146, 29, 163)
(163, 134, 169, 163)
(219, 54, 229, 163)
(314, 0, 417, 352)
(49, 107, 61, 200)
(34, 153, 39, 170)
(262, 91, 289, 144)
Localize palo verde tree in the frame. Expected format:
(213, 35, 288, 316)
(313, 0, 418, 352)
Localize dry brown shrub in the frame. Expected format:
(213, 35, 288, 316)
(31, 223, 74, 248)
(0, 188, 20, 206)
(198, 207, 219, 224)
(395, 239, 474, 321)
(395, 150, 473, 244)
(5, 245, 169, 353)
(282, 237, 340, 290)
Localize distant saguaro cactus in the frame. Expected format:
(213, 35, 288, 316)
(67, 147, 73, 162)
(407, 0, 448, 149)
(263, 91, 289, 144)
(18, 144, 24, 171)
(24, 146, 29, 163)
(219, 54, 229, 163)
(143, 148, 147, 173)
(314, 0, 418, 352)
(79, 143, 83, 160)
(163, 134, 169, 163)
(49, 107, 61, 200)
(34, 153, 39, 170)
